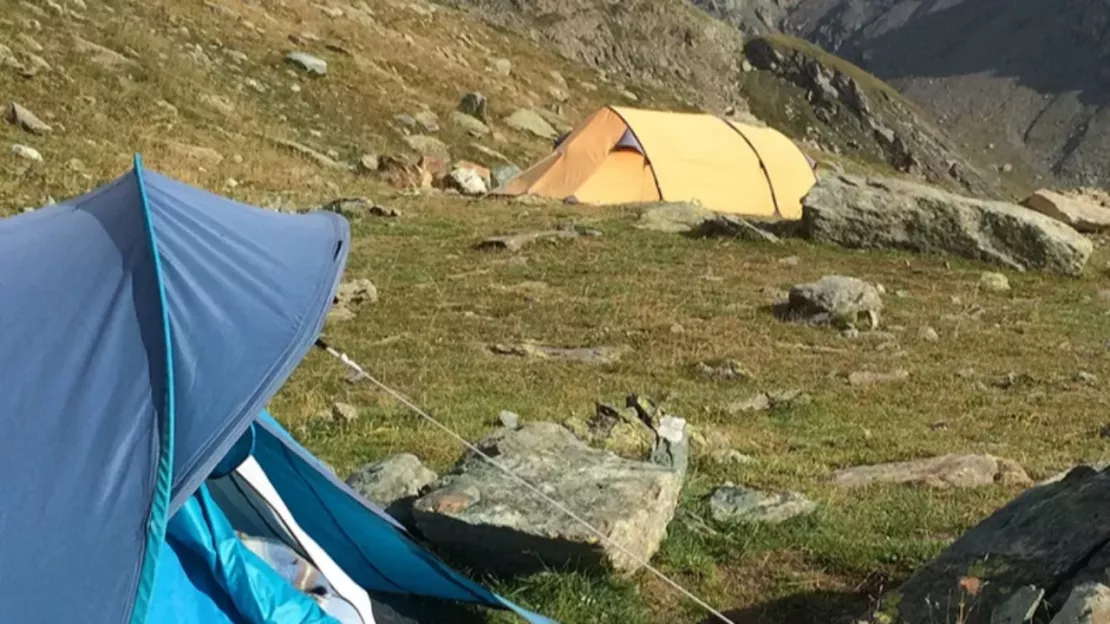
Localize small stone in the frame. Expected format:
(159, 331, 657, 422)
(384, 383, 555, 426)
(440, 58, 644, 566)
(1076, 371, 1098, 385)
(449, 110, 490, 136)
(498, 410, 520, 429)
(918, 326, 940, 342)
(199, 93, 235, 116)
(331, 402, 359, 422)
(458, 92, 488, 121)
(11, 144, 42, 161)
(649, 415, 689, 477)
(709, 485, 816, 524)
(1002, 163, 1013, 173)
(319, 5, 344, 18)
(489, 57, 511, 76)
(403, 134, 450, 162)
(787, 275, 883, 329)
(492, 165, 521, 188)
(358, 153, 379, 172)
(778, 255, 800, 267)
(848, 369, 910, 386)
(694, 359, 753, 382)
(231, 154, 244, 164)
(710, 449, 756, 465)
(7, 103, 51, 134)
(990, 585, 1043, 624)
(286, 51, 327, 76)
(335, 278, 378, 307)
(155, 100, 178, 116)
(979, 271, 1011, 293)
(16, 34, 43, 53)
(446, 161, 490, 195)
(505, 108, 557, 140)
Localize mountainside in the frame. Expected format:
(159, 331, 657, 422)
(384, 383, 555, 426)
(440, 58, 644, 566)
(780, 0, 1110, 188)
(445, 0, 1018, 199)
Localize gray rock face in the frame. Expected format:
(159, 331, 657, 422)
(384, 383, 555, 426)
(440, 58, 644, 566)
(412, 422, 683, 574)
(286, 51, 327, 75)
(709, 485, 816, 524)
(1022, 190, 1110, 234)
(1050, 583, 1110, 624)
(802, 175, 1093, 276)
(990, 585, 1043, 624)
(8, 103, 51, 134)
(787, 275, 883, 329)
(833, 454, 1030, 490)
(346, 453, 438, 526)
(505, 108, 557, 140)
(875, 468, 1110, 624)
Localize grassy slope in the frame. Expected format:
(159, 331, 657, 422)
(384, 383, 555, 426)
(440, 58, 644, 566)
(5, 2, 1110, 623)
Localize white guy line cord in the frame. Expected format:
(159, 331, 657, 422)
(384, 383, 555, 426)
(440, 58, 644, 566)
(314, 338, 737, 624)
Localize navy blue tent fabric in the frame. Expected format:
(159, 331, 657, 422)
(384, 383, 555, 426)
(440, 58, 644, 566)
(0, 159, 348, 624)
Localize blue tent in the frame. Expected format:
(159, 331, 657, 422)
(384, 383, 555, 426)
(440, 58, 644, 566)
(0, 157, 554, 624)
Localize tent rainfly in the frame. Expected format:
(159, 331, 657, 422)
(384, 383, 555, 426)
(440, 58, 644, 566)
(494, 106, 818, 219)
(0, 157, 555, 624)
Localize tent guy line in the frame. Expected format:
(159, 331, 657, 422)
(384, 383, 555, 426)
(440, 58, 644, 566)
(313, 337, 740, 624)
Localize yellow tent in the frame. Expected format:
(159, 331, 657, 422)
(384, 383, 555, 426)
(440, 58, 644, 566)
(493, 106, 818, 219)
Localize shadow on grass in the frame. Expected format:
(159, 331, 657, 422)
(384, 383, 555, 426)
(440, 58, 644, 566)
(703, 589, 874, 624)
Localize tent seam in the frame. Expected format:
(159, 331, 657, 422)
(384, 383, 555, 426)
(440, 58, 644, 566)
(126, 154, 176, 624)
(718, 118, 783, 218)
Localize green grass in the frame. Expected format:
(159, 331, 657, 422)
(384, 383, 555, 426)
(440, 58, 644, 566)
(5, 2, 1110, 623)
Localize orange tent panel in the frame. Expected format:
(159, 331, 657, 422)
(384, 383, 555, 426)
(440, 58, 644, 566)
(574, 149, 660, 204)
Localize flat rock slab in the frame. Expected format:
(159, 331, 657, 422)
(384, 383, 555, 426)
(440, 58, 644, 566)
(1022, 189, 1110, 234)
(636, 202, 716, 233)
(505, 108, 557, 140)
(476, 228, 592, 252)
(709, 485, 816, 524)
(488, 341, 628, 365)
(875, 469, 1110, 623)
(833, 454, 1030, 490)
(848, 369, 910, 386)
(346, 453, 438, 526)
(321, 197, 400, 218)
(689, 215, 781, 243)
(802, 175, 1092, 276)
(412, 422, 683, 574)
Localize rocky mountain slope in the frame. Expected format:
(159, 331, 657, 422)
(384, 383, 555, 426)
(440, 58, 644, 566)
(444, 0, 1018, 199)
(778, 0, 1110, 189)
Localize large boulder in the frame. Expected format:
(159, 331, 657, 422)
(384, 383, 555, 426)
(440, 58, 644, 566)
(346, 454, 438, 527)
(1022, 189, 1110, 234)
(871, 466, 1110, 624)
(412, 422, 683, 574)
(802, 175, 1093, 276)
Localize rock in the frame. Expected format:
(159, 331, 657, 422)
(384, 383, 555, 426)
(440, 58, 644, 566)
(403, 134, 450, 162)
(7, 103, 51, 134)
(1050, 583, 1110, 624)
(709, 485, 816, 524)
(335, 278, 378, 307)
(489, 57, 511, 76)
(786, 275, 883, 329)
(271, 137, 344, 170)
(379, 154, 432, 190)
(165, 141, 224, 166)
(548, 85, 569, 102)
(533, 108, 573, 134)
(990, 585, 1043, 624)
(848, 369, 910, 387)
(412, 422, 682, 574)
(778, 255, 801, 267)
(491, 165, 522, 189)
(1022, 189, 1110, 234)
(505, 109, 557, 140)
(449, 110, 489, 136)
(832, 454, 1031, 490)
(498, 411, 520, 430)
(727, 389, 811, 414)
(321, 197, 398, 219)
(358, 153, 379, 173)
(694, 359, 753, 382)
(458, 92, 488, 122)
(636, 202, 716, 233)
(331, 402, 359, 422)
(446, 167, 487, 195)
(690, 215, 781, 243)
(487, 341, 627, 365)
(476, 227, 585, 252)
(649, 415, 689, 477)
(73, 35, 138, 71)
(710, 449, 756, 465)
(980, 272, 1011, 293)
(200, 94, 236, 117)
(393, 113, 418, 130)
(11, 144, 42, 161)
(346, 453, 438, 526)
(802, 175, 1093, 276)
(16, 34, 43, 53)
(919, 326, 940, 342)
(413, 110, 439, 133)
(286, 51, 327, 76)
(1076, 371, 1098, 385)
